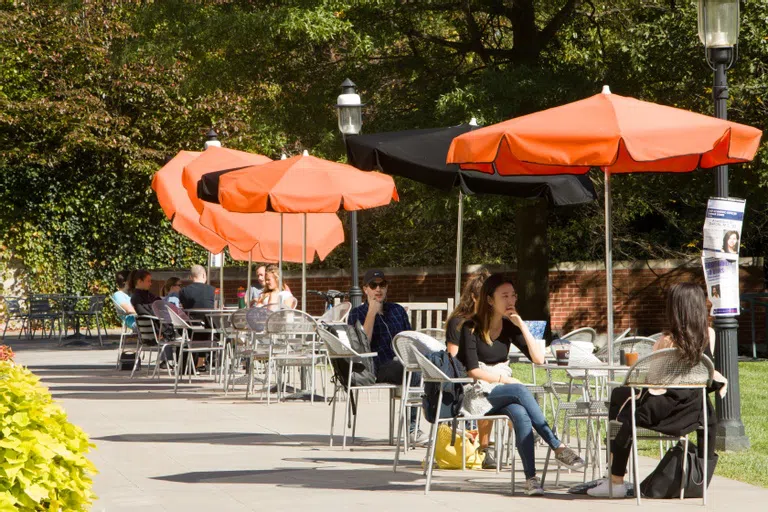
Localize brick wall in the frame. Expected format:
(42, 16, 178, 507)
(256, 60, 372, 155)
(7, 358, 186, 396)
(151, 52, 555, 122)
(151, 258, 766, 351)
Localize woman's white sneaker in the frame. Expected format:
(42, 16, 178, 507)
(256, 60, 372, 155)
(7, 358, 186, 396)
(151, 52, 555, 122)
(586, 479, 630, 498)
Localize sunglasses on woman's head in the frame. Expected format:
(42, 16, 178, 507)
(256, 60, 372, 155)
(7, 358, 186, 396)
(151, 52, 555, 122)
(368, 281, 388, 290)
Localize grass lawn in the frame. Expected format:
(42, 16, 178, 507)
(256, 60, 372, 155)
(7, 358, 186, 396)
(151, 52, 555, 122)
(512, 361, 768, 488)
(713, 361, 768, 488)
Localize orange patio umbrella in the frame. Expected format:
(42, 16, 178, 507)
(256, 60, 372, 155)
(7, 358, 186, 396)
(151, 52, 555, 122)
(447, 85, 762, 364)
(217, 153, 398, 213)
(199, 205, 344, 263)
(153, 150, 341, 271)
(152, 151, 227, 254)
(181, 145, 272, 214)
(216, 152, 398, 298)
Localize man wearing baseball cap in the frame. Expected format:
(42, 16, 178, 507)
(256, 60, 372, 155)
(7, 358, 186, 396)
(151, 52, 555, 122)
(348, 269, 426, 444)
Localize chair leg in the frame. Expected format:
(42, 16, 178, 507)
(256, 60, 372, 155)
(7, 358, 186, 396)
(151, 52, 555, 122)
(342, 364, 354, 450)
(702, 390, 708, 507)
(329, 385, 339, 447)
(394, 371, 408, 471)
(681, 436, 689, 500)
(351, 390, 360, 443)
(173, 352, 181, 393)
(266, 345, 273, 405)
(310, 349, 316, 404)
(130, 345, 142, 378)
(495, 419, 502, 475)
(116, 329, 125, 370)
(631, 393, 642, 505)
(509, 423, 517, 495)
(424, 388, 444, 494)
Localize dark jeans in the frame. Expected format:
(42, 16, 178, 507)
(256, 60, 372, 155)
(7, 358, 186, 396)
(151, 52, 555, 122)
(487, 383, 562, 479)
(377, 359, 421, 432)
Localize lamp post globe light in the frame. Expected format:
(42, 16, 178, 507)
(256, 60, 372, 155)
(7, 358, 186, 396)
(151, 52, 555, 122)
(336, 79, 364, 307)
(204, 128, 221, 149)
(697, 0, 750, 452)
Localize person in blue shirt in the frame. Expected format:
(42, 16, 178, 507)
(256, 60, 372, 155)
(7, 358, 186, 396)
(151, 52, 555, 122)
(111, 270, 136, 330)
(348, 269, 426, 444)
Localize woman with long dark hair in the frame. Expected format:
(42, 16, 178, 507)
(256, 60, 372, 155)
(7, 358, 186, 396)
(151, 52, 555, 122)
(722, 230, 739, 254)
(588, 282, 725, 498)
(455, 273, 584, 495)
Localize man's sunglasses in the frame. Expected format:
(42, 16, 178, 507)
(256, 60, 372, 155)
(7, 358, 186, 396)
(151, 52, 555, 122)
(367, 281, 388, 290)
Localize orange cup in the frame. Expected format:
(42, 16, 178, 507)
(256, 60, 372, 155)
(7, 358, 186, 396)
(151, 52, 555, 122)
(625, 352, 639, 367)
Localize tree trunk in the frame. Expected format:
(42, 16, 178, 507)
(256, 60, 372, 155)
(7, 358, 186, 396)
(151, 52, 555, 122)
(515, 198, 551, 339)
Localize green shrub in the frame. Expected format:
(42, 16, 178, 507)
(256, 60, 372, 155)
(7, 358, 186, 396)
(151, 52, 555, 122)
(0, 362, 96, 510)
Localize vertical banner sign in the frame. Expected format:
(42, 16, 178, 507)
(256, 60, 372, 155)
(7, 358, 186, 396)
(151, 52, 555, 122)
(210, 252, 223, 268)
(702, 197, 745, 316)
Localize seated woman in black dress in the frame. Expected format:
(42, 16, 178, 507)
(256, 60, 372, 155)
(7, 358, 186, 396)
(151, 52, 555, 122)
(588, 282, 726, 498)
(455, 273, 585, 496)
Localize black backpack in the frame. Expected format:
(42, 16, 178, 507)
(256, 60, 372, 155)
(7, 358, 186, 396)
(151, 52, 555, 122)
(422, 350, 466, 424)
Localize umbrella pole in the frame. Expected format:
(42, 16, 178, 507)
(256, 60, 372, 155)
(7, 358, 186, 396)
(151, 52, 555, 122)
(454, 190, 464, 304)
(220, 251, 225, 310)
(246, 252, 253, 304)
(279, 213, 284, 307)
(302, 213, 307, 313)
(207, 252, 211, 285)
(604, 168, 614, 367)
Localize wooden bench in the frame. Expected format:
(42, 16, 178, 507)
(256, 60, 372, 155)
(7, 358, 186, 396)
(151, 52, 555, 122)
(400, 299, 455, 331)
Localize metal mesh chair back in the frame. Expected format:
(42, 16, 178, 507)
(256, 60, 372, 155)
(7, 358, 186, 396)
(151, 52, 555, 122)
(4, 298, 24, 315)
(87, 295, 105, 313)
(135, 316, 160, 346)
(393, 331, 445, 370)
(230, 309, 250, 331)
(317, 327, 359, 358)
(411, 349, 452, 382)
(266, 309, 317, 336)
(151, 301, 172, 325)
(647, 332, 664, 341)
(622, 348, 714, 388)
(613, 328, 632, 342)
(318, 302, 352, 323)
(167, 306, 194, 330)
(417, 328, 447, 342)
(28, 297, 53, 316)
(246, 307, 271, 333)
(561, 327, 597, 343)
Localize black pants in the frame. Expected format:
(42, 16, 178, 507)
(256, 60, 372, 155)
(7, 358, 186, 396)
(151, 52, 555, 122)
(608, 387, 714, 477)
(376, 359, 421, 432)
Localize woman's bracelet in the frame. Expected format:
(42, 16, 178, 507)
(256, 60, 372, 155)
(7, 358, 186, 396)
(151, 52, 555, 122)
(498, 374, 502, 383)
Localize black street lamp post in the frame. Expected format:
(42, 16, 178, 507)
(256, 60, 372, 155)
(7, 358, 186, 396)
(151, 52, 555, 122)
(698, 0, 750, 452)
(336, 79, 364, 308)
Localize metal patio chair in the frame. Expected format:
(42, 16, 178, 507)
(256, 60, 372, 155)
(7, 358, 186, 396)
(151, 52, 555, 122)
(410, 349, 511, 494)
(317, 301, 352, 324)
(265, 309, 323, 404)
(317, 327, 398, 449)
(109, 295, 136, 369)
(1, 296, 28, 340)
(392, 331, 446, 471)
(607, 348, 714, 506)
(133, 315, 178, 379)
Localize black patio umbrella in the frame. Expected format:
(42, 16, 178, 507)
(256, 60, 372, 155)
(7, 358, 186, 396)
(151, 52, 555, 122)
(345, 123, 598, 300)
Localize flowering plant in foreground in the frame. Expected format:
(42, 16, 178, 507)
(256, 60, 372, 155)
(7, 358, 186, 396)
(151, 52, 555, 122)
(0, 345, 14, 362)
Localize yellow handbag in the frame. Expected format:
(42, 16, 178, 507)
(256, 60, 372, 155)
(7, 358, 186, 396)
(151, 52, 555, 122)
(429, 424, 485, 470)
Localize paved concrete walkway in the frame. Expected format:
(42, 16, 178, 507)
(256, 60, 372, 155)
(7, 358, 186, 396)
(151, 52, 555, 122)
(9, 335, 767, 511)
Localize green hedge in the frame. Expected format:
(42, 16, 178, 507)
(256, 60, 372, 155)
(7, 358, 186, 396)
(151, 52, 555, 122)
(0, 361, 96, 510)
